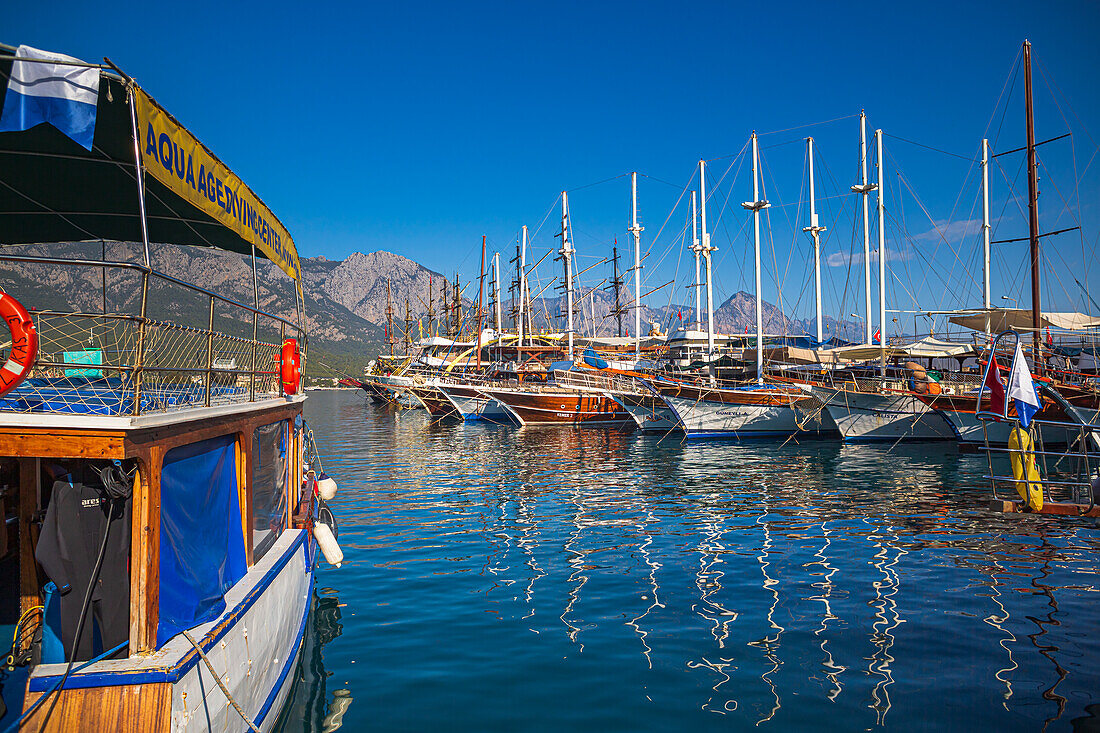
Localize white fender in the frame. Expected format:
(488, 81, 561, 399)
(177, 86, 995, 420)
(316, 473, 338, 501)
(314, 521, 343, 568)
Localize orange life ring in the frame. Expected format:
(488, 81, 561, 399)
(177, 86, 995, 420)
(280, 338, 301, 395)
(0, 293, 37, 397)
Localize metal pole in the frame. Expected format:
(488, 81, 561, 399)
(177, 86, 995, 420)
(850, 111, 875, 345)
(1024, 40, 1043, 376)
(691, 190, 701, 329)
(250, 242, 259, 400)
(740, 132, 767, 385)
(476, 235, 486, 369)
(803, 137, 826, 344)
(126, 83, 152, 415)
(876, 128, 887, 378)
(561, 192, 575, 361)
(205, 295, 214, 407)
(700, 159, 716, 384)
(630, 171, 643, 357)
(981, 138, 992, 311)
(520, 225, 528, 347)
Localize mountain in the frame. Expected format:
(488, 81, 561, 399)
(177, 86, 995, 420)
(0, 243, 862, 378)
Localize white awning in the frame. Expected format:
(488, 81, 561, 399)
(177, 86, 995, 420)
(948, 308, 1100, 333)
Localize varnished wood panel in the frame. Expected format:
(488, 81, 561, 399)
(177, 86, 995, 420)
(129, 447, 163, 655)
(22, 681, 172, 732)
(0, 430, 124, 460)
(18, 457, 39, 617)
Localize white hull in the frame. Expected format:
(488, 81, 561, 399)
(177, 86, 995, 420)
(28, 530, 315, 733)
(606, 391, 680, 432)
(937, 408, 1085, 446)
(810, 386, 955, 442)
(661, 393, 809, 437)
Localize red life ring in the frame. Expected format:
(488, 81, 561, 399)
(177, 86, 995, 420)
(0, 293, 37, 398)
(280, 338, 301, 395)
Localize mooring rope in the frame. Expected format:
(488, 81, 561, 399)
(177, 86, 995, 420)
(181, 630, 262, 733)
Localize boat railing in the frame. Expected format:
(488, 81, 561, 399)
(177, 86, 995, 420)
(976, 330, 1100, 512)
(1, 251, 304, 417)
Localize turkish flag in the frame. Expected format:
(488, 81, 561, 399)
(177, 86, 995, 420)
(983, 356, 1006, 415)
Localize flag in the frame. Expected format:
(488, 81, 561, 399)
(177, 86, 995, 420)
(0, 45, 99, 151)
(982, 355, 1005, 416)
(873, 327, 881, 344)
(678, 309, 682, 322)
(1006, 341, 1041, 428)
(1046, 327, 1054, 349)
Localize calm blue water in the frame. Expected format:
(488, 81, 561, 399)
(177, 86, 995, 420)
(279, 389, 1100, 732)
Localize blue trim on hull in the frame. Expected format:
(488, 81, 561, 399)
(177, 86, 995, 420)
(29, 530, 310, 691)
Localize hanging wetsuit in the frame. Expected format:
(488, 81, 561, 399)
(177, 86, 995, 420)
(34, 475, 130, 662)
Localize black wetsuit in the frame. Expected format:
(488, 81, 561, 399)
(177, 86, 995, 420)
(34, 479, 130, 661)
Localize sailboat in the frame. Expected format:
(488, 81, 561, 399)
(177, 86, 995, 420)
(649, 142, 828, 437)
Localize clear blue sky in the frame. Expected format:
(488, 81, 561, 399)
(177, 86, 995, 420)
(5, 1, 1099, 333)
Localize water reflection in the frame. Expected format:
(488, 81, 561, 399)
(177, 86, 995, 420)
(297, 391, 1100, 731)
(274, 591, 349, 733)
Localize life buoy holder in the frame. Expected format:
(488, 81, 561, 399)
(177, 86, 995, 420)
(0, 293, 37, 398)
(1008, 426, 1043, 512)
(280, 338, 301, 395)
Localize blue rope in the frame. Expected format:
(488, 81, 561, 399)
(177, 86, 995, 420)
(2, 640, 129, 733)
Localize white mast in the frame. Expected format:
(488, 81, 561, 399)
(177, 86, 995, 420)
(742, 132, 769, 385)
(981, 138, 992, 311)
(519, 225, 528, 346)
(700, 159, 716, 385)
(560, 192, 575, 361)
(803, 137, 827, 344)
(875, 128, 887, 377)
(493, 252, 502, 332)
(850, 111, 876, 345)
(691, 190, 702, 328)
(630, 171, 644, 357)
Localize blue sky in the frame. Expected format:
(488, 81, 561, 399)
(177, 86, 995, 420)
(4, 1, 1099, 334)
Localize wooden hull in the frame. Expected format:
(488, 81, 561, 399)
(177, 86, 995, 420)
(437, 385, 514, 423)
(410, 386, 460, 418)
(479, 388, 631, 426)
(23, 530, 314, 732)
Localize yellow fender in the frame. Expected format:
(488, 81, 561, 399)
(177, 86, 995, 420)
(1008, 427, 1043, 512)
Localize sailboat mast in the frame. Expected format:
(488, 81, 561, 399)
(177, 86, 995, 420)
(700, 159, 716, 384)
(1024, 39, 1042, 375)
(803, 137, 826, 344)
(520, 225, 528, 347)
(742, 132, 769, 385)
(851, 111, 875, 345)
(981, 138, 992, 311)
(476, 235, 486, 368)
(630, 171, 643, 357)
(691, 190, 701, 329)
(875, 128, 887, 378)
(560, 192, 575, 360)
(610, 246, 624, 337)
(493, 252, 502, 332)
(385, 278, 395, 357)
(403, 296, 411, 355)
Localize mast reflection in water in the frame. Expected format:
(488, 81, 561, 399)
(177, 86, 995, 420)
(290, 390, 1100, 731)
(274, 591, 351, 732)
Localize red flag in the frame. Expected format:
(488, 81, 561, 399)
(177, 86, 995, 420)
(873, 327, 881, 344)
(678, 309, 682, 322)
(1046, 327, 1054, 349)
(983, 356, 1006, 415)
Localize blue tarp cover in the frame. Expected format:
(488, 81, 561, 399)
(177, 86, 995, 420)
(158, 434, 246, 647)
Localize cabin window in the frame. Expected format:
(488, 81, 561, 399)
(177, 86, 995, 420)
(252, 420, 288, 561)
(158, 435, 246, 648)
